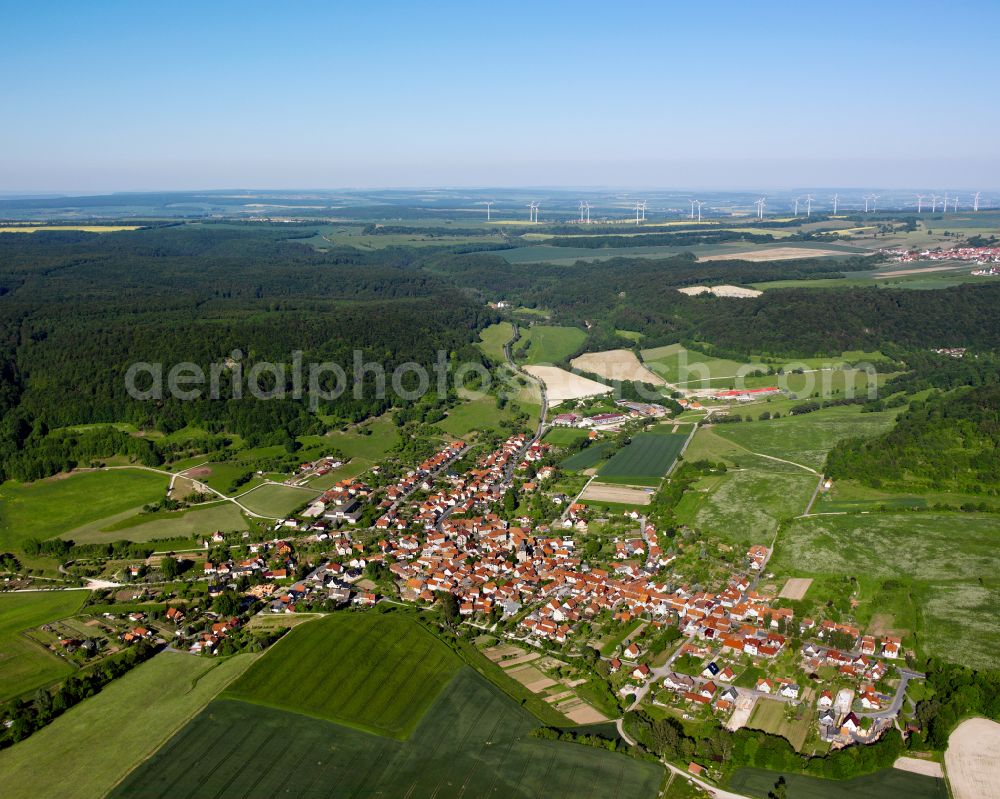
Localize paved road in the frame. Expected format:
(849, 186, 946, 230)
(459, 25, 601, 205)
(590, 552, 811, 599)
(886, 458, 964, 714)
(858, 666, 924, 719)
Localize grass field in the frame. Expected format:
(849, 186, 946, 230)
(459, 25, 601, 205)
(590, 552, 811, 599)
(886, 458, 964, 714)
(0, 470, 169, 551)
(223, 613, 461, 738)
(544, 427, 591, 446)
(66, 501, 247, 544)
(519, 324, 587, 365)
(597, 432, 688, 485)
(674, 462, 818, 546)
(479, 321, 514, 362)
(0, 651, 258, 799)
(439, 395, 527, 437)
(236, 483, 319, 517)
(0, 592, 87, 701)
(746, 697, 812, 751)
(728, 766, 947, 799)
(814, 478, 1000, 513)
(772, 512, 1000, 668)
(112, 667, 664, 799)
(709, 406, 898, 470)
(560, 440, 616, 471)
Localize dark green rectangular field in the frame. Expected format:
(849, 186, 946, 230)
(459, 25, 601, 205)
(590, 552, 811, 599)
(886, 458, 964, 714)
(597, 432, 687, 485)
(560, 440, 615, 471)
(111, 668, 664, 799)
(222, 611, 460, 738)
(728, 766, 948, 799)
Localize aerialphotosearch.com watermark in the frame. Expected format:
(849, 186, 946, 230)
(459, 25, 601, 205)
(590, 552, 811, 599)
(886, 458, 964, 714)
(124, 348, 882, 409)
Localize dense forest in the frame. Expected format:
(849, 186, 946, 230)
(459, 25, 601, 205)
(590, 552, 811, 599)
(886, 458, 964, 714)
(3, 224, 1000, 482)
(826, 384, 1000, 493)
(0, 227, 491, 481)
(430, 250, 1000, 356)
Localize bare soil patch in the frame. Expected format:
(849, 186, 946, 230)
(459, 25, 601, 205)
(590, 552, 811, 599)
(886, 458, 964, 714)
(482, 644, 523, 662)
(181, 466, 212, 478)
(580, 482, 653, 505)
(499, 650, 541, 668)
(570, 349, 665, 385)
(778, 577, 813, 600)
(676, 284, 762, 298)
(699, 246, 848, 262)
(945, 717, 1000, 799)
(893, 756, 944, 778)
(523, 365, 612, 402)
(563, 703, 609, 724)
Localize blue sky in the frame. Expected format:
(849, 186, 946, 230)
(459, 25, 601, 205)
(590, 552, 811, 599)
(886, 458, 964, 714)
(2, 0, 998, 191)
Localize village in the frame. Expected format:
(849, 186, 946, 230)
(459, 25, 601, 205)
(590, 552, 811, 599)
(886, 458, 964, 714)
(79, 420, 928, 760)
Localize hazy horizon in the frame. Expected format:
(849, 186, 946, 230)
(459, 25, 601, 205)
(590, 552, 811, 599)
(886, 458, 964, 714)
(3, 1, 998, 192)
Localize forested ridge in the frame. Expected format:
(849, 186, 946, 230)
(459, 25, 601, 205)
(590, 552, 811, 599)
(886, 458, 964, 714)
(3, 224, 1000, 482)
(431, 250, 1000, 356)
(0, 227, 491, 481)
(826, 383, 1000, 493)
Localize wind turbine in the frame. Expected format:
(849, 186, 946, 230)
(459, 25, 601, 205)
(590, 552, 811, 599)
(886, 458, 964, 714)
(929, 194, 939, 212)
(952, 195, 959, 212)
(754, 197, 766, 219)
(973, 191, 981, 212)
(793, 197, 800, 216)
(584, 201, 591, 223)
(485, 201, 493, 221)
(804, 194, 814, 217)
(870, 194, 880, 213)
(863, 195, 872, 213)
(689, 200, 696, 220)
(634, 201, 643, 225)
(916, 195, 926, 213)
(579, 201, 586, 223)
(641, 201, 647, 222)
(693, 200, 704, 222)
(527, 202, 539, 223)
(941, 192, 949, 214)
(832, 193, 839, 214)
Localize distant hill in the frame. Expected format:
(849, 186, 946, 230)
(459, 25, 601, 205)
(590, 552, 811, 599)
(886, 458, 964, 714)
(825, 384, 1000, 493)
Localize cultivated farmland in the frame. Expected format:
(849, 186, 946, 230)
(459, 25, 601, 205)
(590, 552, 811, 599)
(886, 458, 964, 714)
(222, 613, 461, 738)
(0, 651, 258, 799)
(111, 668, 664, 799)
(524, 365, 612, 402)
(727, 766, 947, 799)
(0, 591, 86, 701)
(570, 349, 665, 385)
(597, 431, 688, 486)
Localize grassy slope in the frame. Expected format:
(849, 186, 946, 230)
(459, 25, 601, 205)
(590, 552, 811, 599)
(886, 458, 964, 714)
(111, 667, 663, 799)
(0, 591, 87, 701)
(67, 501, 248, 544)
(478, 321, 514, 362)
(222, 613, 461, 739)
(773, 513, 1000, 668)
(710, 406, 898, 470)
(520, 324, 587, 365)
(0, 651, 258, 799)
(0, 470, 168, 550)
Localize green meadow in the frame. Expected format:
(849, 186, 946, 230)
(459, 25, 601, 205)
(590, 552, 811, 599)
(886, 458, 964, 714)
(0, 592, 87, 701)
(519, 324, 587, 364)
(0, 470, 168, 551)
